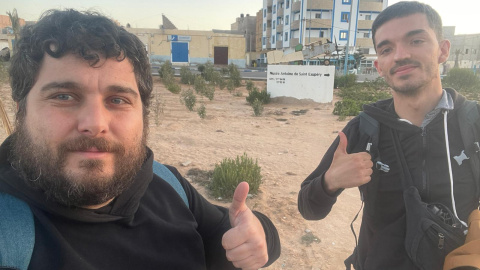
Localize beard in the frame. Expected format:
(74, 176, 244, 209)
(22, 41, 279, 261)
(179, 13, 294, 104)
(10, 121, 147, 208)
(386, 59, 438, 96)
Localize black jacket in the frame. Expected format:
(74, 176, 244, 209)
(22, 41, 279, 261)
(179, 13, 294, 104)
(298, 89, 479, 269)
(0, 137, 280, 270)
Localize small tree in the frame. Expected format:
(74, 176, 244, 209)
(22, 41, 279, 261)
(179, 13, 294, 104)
(228, 63, 242, 87)
(180, 89, 196, 111)
(210, 153, 262, 200)
(197, 104, 207, 119)
(443, 68, 480, 96)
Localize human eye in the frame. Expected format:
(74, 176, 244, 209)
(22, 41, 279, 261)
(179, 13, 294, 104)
(380, 47, 392, 55)
(411, 39, 424, 45)
(109, 97, 130, 105)
(52, 93, 75, 101)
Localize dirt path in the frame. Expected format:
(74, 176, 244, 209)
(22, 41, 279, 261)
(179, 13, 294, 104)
(0, 79, 362, 270)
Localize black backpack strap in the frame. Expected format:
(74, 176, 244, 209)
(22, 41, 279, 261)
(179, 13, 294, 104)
(357, 112, 390, 210)
(456, 100, 480, 198)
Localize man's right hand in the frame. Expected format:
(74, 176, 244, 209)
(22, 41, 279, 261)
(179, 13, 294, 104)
(323, 131, 373, 195)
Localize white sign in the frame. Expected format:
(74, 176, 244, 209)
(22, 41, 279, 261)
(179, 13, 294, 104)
(267, 65, 335, 103)
(168, 35, 192, 42)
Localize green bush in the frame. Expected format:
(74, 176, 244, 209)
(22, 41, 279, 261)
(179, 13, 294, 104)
(334, 74, 357, 89)
(203, 85, 215, 101)
(180, 66, 195, 85)
(167, 83, 181, 94)
(210, 153, 262, 200)
(443, 68, 480, 95)
(194, 75, 207, 94)
(201, 61, 217, 82)
(217, 77, 227, 90)
(180, 89, 196, 111)
(226, 79, 235, 92)
(252, 99, 264, 116)
(333, 82, 391, 119)
(159, 61, 174, 83)
(228, 63, 242, 87)
(246, 87, 270, 105)
(197, 104, 207, 119)
(246, 80, 255, 91)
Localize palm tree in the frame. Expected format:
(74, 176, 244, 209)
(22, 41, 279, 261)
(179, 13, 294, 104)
(6, 9, 21, 53)
(454, 49, 462, 68)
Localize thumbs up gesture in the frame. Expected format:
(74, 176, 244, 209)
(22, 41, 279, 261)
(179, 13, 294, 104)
(324, 131, 373, 194)
(222, 182, 268, 270)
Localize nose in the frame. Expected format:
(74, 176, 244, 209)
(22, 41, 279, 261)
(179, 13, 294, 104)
(77, 98, 109, 137)
(393, 43, 411, 61)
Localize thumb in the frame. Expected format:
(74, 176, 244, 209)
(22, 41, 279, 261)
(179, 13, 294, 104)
(335, 131, 348, 155)
(229, 181, 249, 226)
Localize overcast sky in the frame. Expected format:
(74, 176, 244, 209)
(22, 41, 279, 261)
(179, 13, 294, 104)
(2, 0, 479, 35)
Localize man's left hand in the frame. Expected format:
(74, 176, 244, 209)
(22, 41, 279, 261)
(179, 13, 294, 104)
(222, 182, 268, 270)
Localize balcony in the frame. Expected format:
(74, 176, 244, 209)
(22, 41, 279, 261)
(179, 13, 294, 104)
(267, 13, 272, 20)
(277, 40, 283, 49)
(306, 19, 331, 29)
(356, 38, 374, 48)
(291, 20, 300, 30)
(359, 1, 383, 12)
(290, 38, 300, 48)
(276, 24, 283, 32)
(292, 1, 301, 12)
(277, 8, 284, 16)
(357, 20, 373, 29)
(307, 0, 333, 10)
(267, 0, 273, 8)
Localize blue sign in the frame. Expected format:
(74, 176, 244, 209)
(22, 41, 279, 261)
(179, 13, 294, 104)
(169, 35, 178, 41)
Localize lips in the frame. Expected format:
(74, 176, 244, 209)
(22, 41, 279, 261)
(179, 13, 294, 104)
(392, 65, 417, 75)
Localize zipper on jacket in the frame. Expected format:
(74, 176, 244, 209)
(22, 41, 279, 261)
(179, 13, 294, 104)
(421, 127, 428, 194)
(438, 233, 445, 249)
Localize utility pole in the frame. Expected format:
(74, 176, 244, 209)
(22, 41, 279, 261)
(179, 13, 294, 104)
(343, 0, 354, 75)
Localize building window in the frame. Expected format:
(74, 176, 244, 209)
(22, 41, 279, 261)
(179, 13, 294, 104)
(272, 35, 275, 43)
(320, 31, 324, 38)
(341, 12, 350, 22)
(285, 32, 289, 41)
(340, 30, 348, 40)
(264, 9, 266, 18)
(365, 15, 371, 20)
(273, 21, 276, 29)
(342, 0, 352, 4)
(285, 15, 290, 25)
(263, 23, 266, 31)
(262, 37, 266, 45)
(466, 49, 469, 54)
(273, 5, 276, 14)
(363, 33, 369, 38)
(286, 0, 290, 9)
(315, 13, 322, 19)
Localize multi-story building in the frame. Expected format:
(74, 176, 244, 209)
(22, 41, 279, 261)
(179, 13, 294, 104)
(444, 26, 480, 72)
(261, 0, 388, 68)
(231, 14, 257, 53)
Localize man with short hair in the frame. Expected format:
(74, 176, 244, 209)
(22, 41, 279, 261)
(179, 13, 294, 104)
(1, 9, 280, 269)
(298, 1, 478, 269)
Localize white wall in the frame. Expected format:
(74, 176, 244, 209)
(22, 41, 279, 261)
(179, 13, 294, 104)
(267, 65, 335, 103)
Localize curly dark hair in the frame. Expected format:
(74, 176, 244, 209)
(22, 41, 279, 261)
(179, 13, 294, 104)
(372, 1, 443, 51)
(9, 9, 152, 120)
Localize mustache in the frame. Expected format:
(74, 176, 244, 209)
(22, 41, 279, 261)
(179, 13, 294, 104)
(389, 59, 421, 75)
(59, 137, 125, 153)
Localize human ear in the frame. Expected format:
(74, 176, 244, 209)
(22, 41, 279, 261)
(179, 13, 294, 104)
(374, 60, 384, 77)
(438, 40, 451, 63)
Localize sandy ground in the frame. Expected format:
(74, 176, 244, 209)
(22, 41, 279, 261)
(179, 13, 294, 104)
(0, 78, 363, 270)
